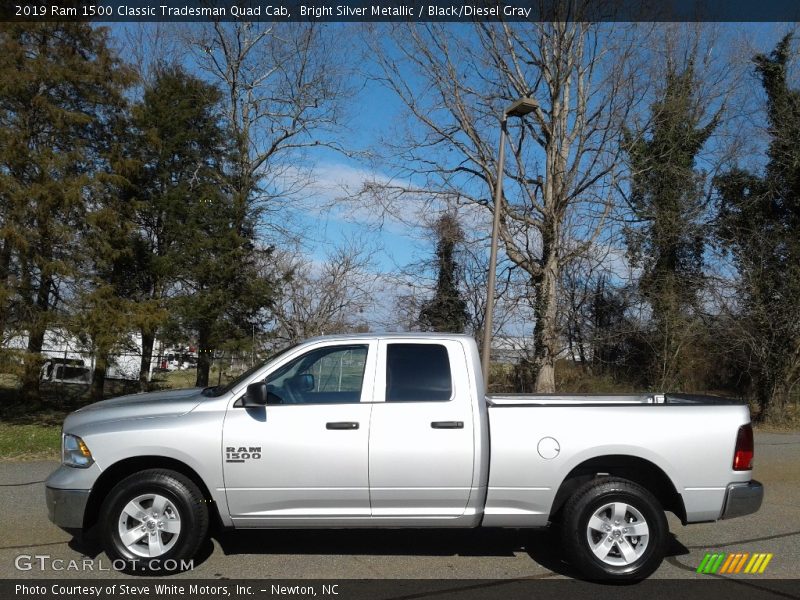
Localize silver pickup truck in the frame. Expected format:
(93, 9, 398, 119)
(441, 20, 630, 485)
(45, 333, 762, 580)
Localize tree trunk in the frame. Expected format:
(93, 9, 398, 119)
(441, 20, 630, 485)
(763, 381, 789, 424)
(533, 239, 560, 393)
(21, 273, 51, 400)
(90, 352, 107, 402)
(21, 328, 45, 400)
(195, 327, 211, 387)
(139, 328, 155, 391)
(0, 239, 11, 339)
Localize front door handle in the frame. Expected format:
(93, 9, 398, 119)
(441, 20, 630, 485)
(326, 422, 359, 430)
(431, 421, 464, 429)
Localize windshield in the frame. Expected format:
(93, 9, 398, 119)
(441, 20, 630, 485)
(201, 343, 299, 397)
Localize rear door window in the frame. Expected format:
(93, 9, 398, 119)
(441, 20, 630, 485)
(385, 343, 452, 402)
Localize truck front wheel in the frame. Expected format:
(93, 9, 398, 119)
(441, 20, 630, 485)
(561, 477, 667, 581)
(99, 469, 209, 572)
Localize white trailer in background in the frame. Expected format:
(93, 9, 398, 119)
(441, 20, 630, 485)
(2, 329, 169, 383)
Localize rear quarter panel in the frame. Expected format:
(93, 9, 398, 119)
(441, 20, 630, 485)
(483, 403, 752, 526)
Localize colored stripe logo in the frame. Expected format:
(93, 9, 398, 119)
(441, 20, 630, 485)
(697, 552, 773, 574)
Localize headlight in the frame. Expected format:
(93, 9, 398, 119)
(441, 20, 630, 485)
(62, 434, 93, 468)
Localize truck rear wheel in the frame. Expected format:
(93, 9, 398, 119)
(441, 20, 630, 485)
(561, 477, 667, 581)
(99, 469, 208, 573)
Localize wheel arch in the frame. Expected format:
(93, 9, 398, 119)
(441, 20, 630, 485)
(84, 456, 221, 532)
(549, 454, 686, 524)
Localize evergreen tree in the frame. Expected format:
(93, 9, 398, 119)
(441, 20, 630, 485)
(123, 66, 230, 388)
(418, 214, 468, 333)
(106, 134, 168, 392)
(174, 188, 277, 388)
(0, 23, 131, 398)
(716, 34, 800, 422)
(71, 139, 150, 402)
(624, 58, 719, 388)
(128, 66, 276, 388)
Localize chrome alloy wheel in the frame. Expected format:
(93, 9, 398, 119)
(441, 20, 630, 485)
(586, 501, 650, 566)
(117, 493, 181, 558)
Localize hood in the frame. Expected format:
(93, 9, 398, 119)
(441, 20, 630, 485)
(63, 387, 207, 432)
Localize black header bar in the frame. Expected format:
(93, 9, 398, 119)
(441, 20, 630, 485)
(3, 0, 800, 22)
(4, 579, 800, 600)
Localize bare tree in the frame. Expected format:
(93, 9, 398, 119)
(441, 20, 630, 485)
(185, 22, 353, 236)
(364, 15, 640, 391)
(120, 23, 184, 83)
(560, 254, 604, 368)
(269, 240, 378, 345)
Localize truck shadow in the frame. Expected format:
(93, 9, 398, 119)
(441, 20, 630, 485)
(213, 527, 526, 558)
(208, 528, 690, 579)
(70, 527, 689, 578)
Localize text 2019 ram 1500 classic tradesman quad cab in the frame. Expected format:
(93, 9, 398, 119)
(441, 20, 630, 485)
(45, 333, 763, 580)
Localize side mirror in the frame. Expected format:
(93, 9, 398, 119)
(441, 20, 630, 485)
(297, 373, 315, 392)
(241, 382, 269, 407)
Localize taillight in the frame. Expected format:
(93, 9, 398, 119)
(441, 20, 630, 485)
(733, 424, 754, 471)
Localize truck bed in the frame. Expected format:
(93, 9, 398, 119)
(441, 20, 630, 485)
(482, 395, 752, 527)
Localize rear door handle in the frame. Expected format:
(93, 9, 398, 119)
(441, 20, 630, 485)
(431, 421, 464, 429)
(326, 422, 359, 430)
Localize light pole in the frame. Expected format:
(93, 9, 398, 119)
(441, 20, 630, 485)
(481, 97, 539, 386)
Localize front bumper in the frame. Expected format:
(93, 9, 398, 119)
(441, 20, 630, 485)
(45, 486, 90, 530)
(720, 480, 763, 520)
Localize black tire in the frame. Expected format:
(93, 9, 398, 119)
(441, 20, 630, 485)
(561, 477, 668, 581)
(99, 469, 209, 573)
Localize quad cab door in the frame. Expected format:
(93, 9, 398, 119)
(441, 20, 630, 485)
(223, 340, 377, 525)
(368, 339, 476, 519)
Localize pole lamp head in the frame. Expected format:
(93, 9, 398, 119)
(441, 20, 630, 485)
(504, 97, 539, 118)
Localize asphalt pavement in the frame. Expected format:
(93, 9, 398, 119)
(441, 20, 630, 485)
(1, 431, 797, 580)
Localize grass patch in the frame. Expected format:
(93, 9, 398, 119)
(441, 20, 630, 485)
(0, 422, 61, 460)
(150, 365, 244, 390)
(153, 369, 199, 390)
(0, 402, 68, 461)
